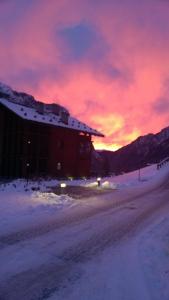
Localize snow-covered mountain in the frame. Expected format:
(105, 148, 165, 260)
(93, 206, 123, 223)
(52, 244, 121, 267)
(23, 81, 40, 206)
(94, 127, 169, 175)
(0, 82, 69, 115)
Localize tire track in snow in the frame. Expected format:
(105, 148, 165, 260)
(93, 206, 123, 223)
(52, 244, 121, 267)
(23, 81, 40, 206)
(0, 185, 169, 300)
(0, 178, 168, 249)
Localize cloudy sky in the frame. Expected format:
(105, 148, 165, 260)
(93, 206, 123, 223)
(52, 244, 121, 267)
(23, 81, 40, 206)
(0, 0, 169, 150)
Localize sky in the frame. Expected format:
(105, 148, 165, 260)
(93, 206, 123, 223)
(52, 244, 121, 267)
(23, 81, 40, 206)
(0, 0, 169, 151)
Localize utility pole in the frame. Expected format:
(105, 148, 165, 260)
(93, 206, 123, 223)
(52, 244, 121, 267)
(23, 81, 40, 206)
(137, 138, 141, 181)
(138, 167, 141, 181)
(26, 163, 30, 184)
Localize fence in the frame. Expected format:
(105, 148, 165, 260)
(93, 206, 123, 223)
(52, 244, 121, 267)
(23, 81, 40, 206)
(157, 157, 169, 169)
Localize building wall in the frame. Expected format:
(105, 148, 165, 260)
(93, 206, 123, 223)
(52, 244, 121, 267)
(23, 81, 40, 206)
(49, 128, 92, 178)
(0, 105, 24, 178)
(0, 104, 92, 178)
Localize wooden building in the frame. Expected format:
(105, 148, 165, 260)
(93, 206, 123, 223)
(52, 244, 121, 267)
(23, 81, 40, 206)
(0, 87, 103, 179)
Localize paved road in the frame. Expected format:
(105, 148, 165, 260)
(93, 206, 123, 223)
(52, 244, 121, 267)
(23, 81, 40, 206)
(0, 175, 169, 300)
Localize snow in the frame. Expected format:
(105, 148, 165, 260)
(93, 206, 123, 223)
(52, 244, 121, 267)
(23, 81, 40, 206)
(0, 97, 103, 136)
(0, 82, 13, 97)
(0, 81, 103, 136)
(0, 181, 76, 235)
(47, 208, 169, 300)
(139, 217, 169, 300)
(46, 165, 169, 300)
(1, 163, 169, 299)
(67, 163, 168, 189)
(0, 163, 168, 235)
(47, 242, 151, 300)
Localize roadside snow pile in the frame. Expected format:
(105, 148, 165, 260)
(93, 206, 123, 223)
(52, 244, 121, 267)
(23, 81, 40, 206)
(101, 181, 117, 189)
(0, 179, 58, 193)
(0, 181, 75, 234)
(0, 183, 75, 213)
(84, 181, 98, 188)
(31, 192, 74, 210)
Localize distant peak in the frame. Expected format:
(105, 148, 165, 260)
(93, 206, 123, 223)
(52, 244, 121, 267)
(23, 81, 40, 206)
(0, 82, 13, 95)
(0, 81, 69, 115)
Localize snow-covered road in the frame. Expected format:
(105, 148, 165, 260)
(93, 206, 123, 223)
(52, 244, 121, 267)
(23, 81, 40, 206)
(1, 171, 169, 300)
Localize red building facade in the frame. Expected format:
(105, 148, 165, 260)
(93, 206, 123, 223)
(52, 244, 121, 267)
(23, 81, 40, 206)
(0, 93, 103, 179)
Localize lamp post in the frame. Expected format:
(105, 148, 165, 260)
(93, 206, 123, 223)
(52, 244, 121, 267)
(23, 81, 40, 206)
(60, 182, 66, 194)
(26, 162, 30, 184)
(138, 168, 141, 181)
(97, 177, 101, 187)
(137, 138, 142, 181)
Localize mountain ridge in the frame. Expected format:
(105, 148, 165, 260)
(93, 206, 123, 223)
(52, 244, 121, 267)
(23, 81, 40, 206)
(93, 126, 169, 175)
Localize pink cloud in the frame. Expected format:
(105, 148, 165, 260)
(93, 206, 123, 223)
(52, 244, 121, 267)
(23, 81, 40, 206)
(0, 0, 169, 150)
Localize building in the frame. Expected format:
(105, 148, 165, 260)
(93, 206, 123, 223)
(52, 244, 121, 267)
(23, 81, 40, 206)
(0, 83, 103, 179)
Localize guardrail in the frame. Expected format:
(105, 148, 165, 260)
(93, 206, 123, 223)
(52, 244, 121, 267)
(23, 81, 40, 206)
(157, 157, 169, 169)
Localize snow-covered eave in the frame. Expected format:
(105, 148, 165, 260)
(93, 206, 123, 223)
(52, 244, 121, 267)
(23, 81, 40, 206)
(0, 98, 104, 138)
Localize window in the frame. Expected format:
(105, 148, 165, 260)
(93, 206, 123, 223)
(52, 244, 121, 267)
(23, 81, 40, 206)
(39, 159, 47, 173)
(79, 141, 91, 155)
(57, 140, 64, 150)
(57, 162, 62, 170)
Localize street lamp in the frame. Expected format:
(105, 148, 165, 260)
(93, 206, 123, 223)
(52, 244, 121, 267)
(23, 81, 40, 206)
(97, 177, 101, 187)
(60, 182, 66, 188)
(138, 168, 141, 181)
(60, 182, 67, 194)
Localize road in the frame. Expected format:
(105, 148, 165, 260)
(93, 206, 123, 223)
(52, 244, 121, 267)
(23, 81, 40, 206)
(0, 175, 169, 300)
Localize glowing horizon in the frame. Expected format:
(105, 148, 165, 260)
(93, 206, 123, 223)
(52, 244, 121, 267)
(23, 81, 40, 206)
(93, 141, 120, 152)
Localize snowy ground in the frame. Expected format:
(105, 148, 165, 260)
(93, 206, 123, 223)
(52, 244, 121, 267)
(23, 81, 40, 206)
(1, 164, 169, 299)
(47, 215, 169, 300)
(0, 164, 167, 235)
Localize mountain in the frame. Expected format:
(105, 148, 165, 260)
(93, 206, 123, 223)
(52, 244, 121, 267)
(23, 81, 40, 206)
(93, 127, 169, 175)
(0, 82, 69, 114)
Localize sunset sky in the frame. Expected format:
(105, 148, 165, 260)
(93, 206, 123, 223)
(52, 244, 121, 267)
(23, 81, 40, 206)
(0, 0, 169, 150)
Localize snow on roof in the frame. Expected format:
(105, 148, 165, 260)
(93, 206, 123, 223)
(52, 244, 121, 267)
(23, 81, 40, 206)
(0, 98, 104, 137)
